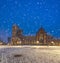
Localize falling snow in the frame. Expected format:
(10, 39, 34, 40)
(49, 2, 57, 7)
(0, 0, 60, 42)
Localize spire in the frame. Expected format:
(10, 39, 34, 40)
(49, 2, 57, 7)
(13, 24, 19, 29)
(38, 26, 46, 33)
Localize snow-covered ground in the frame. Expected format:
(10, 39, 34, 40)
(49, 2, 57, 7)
(0, 46, 60, 63)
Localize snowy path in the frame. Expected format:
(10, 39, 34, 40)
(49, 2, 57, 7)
(0, 46, 60, 63)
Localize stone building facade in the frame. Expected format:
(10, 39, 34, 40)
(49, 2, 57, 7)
(0, 40, 6, 45)
(8, 25, 60, 46)
(36, 27, 47, 45)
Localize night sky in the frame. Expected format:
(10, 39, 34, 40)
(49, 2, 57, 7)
(0, 0, 60, 42)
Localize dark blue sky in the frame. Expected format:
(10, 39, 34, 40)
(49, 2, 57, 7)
(0, 0, 60, 42)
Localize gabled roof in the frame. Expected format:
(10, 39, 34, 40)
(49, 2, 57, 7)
(37, 27, 46, 35)
(12, 24, 23, 32)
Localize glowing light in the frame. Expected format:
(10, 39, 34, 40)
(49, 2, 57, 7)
(37, 41, 39, 44)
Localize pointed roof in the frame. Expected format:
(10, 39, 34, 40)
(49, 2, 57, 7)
(12, 24, 22, 31)
(13, 24, 19, 28)
(38, 27, 46, 33)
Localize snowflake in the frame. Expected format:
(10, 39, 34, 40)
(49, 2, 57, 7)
(3, 21, 6, 24)
(37, 2, 40, 5)
(40, 6, 42, 8)
(24, 14, 26, 17)
(2, 4, 6, 8)
(34, 17, 37, 20)
(51, 30, 54, 33)
(40, 2, 42, 5)
(58, 29, 60, 31)
(14, 0, 18, 5)
(7, 25, 10, 28)
(37, 16, 40, 19)
(17, 24, 20, 26)
(52, 21, 55, 24)
(5, 30, 8, 33)
(18, 4, 21, 7)
(45, 8, 49, 11)
(28, 3, 32, 5)
(11, 21, 14, 24)
(55, 9, 58, 13)
(24, 4, 28, 7)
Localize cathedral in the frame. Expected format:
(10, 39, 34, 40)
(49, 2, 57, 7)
(7, 24, 60, 46)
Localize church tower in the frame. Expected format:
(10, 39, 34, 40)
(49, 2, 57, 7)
(11, 24, 19, 45)
(11, 24, 23, 45)
(36, 27, 47, 45)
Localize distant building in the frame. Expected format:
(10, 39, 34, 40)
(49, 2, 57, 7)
(36, 27, 47, 45)
(0, 41, 3, 45)
(10, 24, 23, 45)
(0, 40, 6, 45)
(8, 24, 60, 46)
(23, 36, 36, 45)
